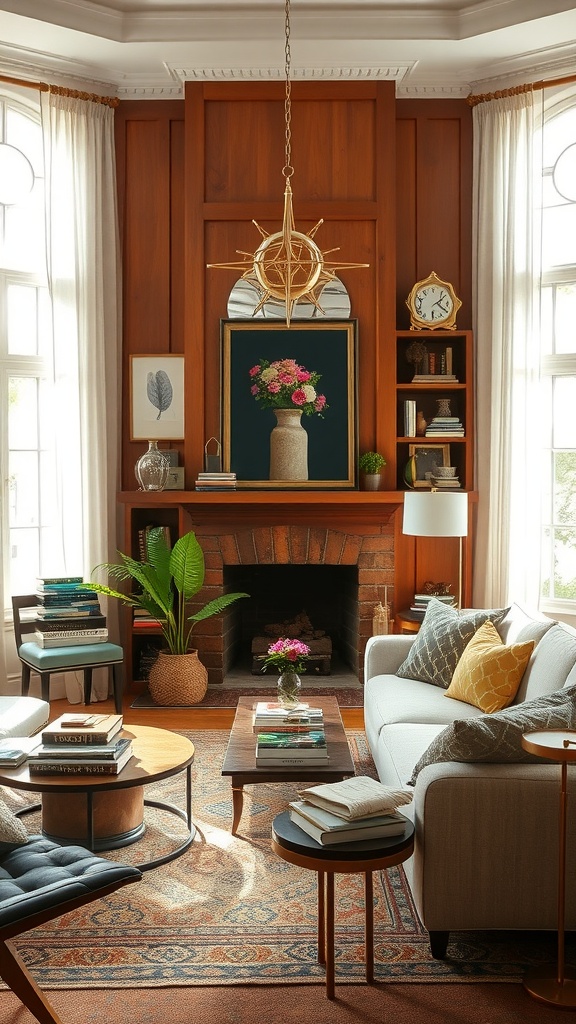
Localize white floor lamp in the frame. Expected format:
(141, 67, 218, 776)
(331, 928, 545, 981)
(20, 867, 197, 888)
(402, 491, 469, 609)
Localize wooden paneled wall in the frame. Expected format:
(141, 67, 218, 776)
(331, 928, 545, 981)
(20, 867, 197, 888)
(115, 84, 473, 607)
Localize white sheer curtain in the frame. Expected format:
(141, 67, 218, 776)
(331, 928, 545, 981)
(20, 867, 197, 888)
(472, 91, 543, 609)
(41, 91, 121, 702)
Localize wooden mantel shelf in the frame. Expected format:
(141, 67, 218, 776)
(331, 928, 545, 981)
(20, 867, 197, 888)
(118, 489, 410, 530)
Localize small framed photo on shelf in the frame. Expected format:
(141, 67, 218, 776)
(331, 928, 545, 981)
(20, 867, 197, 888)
(408, 443, 450, 487)
(130, 355, 185, 441)
(165, 466, 185, 490)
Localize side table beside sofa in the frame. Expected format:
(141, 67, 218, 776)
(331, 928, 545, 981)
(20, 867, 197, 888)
(364, 600, 576, 957)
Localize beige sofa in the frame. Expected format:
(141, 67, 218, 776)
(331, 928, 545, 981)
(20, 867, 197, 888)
(363, 602, 576, 957)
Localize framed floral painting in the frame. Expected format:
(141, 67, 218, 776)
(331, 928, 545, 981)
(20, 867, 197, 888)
(221, 320, 358, 489)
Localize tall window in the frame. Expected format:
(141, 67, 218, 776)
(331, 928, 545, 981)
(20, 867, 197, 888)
(0, 91, 79, 606)
(539, 98, 576, 612)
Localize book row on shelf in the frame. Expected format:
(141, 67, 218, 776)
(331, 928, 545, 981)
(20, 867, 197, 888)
(34, 576, 108, 647)
(0, 714, 133, 775)
(195, 471, 237, 491)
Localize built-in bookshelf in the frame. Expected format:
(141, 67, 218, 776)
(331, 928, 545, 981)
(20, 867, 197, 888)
(395, 330, 474, 491)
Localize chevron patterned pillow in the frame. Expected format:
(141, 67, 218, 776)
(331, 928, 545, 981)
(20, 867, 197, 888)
(397, 598, 509, 689)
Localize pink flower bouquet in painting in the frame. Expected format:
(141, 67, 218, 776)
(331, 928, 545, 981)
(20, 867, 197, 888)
(249, 358, 328, 417)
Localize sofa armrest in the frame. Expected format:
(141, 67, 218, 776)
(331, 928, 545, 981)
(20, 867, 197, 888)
(406, 760, 576, 933)
(364, 634, 415, 680)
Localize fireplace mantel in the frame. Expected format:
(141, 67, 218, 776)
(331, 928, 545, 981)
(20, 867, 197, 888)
(118, 489, 405, 530)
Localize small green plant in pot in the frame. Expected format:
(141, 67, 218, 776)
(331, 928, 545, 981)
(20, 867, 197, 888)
(87, 527, 249, 705)
(359, 451, 386, 490)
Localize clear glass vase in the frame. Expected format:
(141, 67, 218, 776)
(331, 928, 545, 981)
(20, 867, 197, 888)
(277, 670, 302, 709)
(135, 441, 169, 491)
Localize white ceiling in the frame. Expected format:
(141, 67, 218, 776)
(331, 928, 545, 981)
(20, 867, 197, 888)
(0, 0, 575, 99)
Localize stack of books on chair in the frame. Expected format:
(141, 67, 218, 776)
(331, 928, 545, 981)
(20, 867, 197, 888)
(34, 577, 107, 647)
(254, 701, 327, 765)
(194, 471, 236, 491)
(27, 714, 133, 775)
(289, 776, 412, 846)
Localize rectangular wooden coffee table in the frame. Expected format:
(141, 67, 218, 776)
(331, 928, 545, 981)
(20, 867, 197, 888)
(221, 696, 355, 834)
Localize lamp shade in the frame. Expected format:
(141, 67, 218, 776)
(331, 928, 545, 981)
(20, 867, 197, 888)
(402, 490, 468, 538)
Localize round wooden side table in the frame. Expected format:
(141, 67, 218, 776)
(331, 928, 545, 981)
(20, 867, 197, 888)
(521, 729, 576, 1008)
(271, 810, 415, 999)
(394, 609, 423, 634)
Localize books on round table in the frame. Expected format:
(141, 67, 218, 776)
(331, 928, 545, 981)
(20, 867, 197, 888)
(288, 799, 408, 845)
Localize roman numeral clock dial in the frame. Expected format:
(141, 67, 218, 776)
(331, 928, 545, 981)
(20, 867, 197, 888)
(406, 272, 462, 330)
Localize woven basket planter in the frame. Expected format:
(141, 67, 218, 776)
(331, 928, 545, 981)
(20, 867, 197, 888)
(148, 650, 208, 706)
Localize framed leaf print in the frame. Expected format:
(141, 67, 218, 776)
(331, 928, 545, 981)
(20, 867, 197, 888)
(130, 355, 185, 440)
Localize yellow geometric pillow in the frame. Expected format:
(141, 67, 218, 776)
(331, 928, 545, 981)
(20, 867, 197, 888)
(444, 620, 535, 714)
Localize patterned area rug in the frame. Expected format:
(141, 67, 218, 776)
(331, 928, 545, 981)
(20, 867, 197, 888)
(3, 730, 566, 989)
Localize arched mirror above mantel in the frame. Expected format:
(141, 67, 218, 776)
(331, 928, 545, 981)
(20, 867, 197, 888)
(227, 276, 352, 320)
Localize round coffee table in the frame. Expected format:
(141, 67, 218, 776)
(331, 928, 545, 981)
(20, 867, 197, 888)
(0, 725, 195, 871)
(271, 810, 415, 998)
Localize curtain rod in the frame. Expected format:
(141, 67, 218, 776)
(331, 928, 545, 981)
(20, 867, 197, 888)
(468, 72, 576, 107)
(0, 72, 119, 108)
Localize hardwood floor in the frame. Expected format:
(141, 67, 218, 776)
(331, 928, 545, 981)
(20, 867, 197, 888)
(46, 694, 365, 732)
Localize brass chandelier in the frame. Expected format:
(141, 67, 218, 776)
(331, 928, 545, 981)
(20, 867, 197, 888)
(207, 0, 368, 326)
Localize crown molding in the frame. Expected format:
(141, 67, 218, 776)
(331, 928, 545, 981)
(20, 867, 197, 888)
(166, 63, 414, 84)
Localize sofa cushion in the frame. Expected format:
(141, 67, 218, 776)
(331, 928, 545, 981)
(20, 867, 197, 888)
(514, 623, 576, 705)
(409, 683, 576, 784)
(496, 603, 555, 645)
(444, 621, 534, 713)
(396, 599, 509, 690)
(0, 796, 28, 852)
(0, 697, 49, 740)
(364, 674, 485, 729)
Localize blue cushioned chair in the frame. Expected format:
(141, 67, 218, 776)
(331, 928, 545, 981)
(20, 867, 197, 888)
(12, 595, 124, 714)
(0, 836, 141, 1024)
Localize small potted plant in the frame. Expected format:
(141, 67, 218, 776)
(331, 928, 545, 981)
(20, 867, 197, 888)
(359, 451, 386, 490)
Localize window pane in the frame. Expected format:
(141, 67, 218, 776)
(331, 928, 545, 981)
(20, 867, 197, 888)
(6, 108, 43, 176)
(8, 451, 39, 528)
(552, 379, 576, 449)
(540, 286, 553, 356)
(7, 283, 38, 355)
(3, 182, 45, 272)
(542, 204, 576, 269)
(553, 527, 576, 599)
(8, 376, 38, 449)
(9, 527, 39, 596)
(543, 108, 576, 167)
(555, 285, 576, 354)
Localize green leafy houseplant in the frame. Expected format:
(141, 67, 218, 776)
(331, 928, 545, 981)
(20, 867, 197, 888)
(359, 451, 386, 475)
(87, 527, 249, 655)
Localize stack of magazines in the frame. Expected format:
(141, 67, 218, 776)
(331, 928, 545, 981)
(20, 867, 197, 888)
(289, 776, 412, 846)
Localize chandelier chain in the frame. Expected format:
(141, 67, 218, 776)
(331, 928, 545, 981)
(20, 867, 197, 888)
(283, 0, 293, 179)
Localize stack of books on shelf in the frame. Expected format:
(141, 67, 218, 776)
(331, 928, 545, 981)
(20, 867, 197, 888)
(289, 776, 412, 846)
(410, 592, 456, 616)
(429, 473, 461, 489)
(195, 472, 237, 491)
(412, 346, 458, 382)
(27, 714, 133, 775)
(34, 577, 107, 647)
(425, 415, 465, 437)
(133, 608, 162, 629)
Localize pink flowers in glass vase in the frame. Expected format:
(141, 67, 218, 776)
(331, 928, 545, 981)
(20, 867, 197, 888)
(260, 637, 311, 674)
(249, 358, 328, 417)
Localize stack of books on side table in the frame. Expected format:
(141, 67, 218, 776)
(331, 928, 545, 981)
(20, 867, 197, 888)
(27, 713, 133, 775)
(289, 776, 413, 846)
(34, 577, 108, 647)
(410, 592, 455, 616)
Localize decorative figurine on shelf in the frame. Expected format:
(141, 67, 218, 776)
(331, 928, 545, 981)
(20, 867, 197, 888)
(405, 340, 427, 378)
(416, 411, 427, 436)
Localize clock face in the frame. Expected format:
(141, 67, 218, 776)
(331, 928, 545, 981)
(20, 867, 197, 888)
(414, 284, 454, 324)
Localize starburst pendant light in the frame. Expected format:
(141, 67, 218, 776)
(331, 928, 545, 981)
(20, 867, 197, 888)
(207, 0, 368, 326)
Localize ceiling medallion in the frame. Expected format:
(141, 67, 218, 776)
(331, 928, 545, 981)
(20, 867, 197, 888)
(207, 0, 368, 327)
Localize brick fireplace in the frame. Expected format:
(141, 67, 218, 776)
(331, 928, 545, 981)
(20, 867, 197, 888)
(188, 507, 398, 686)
